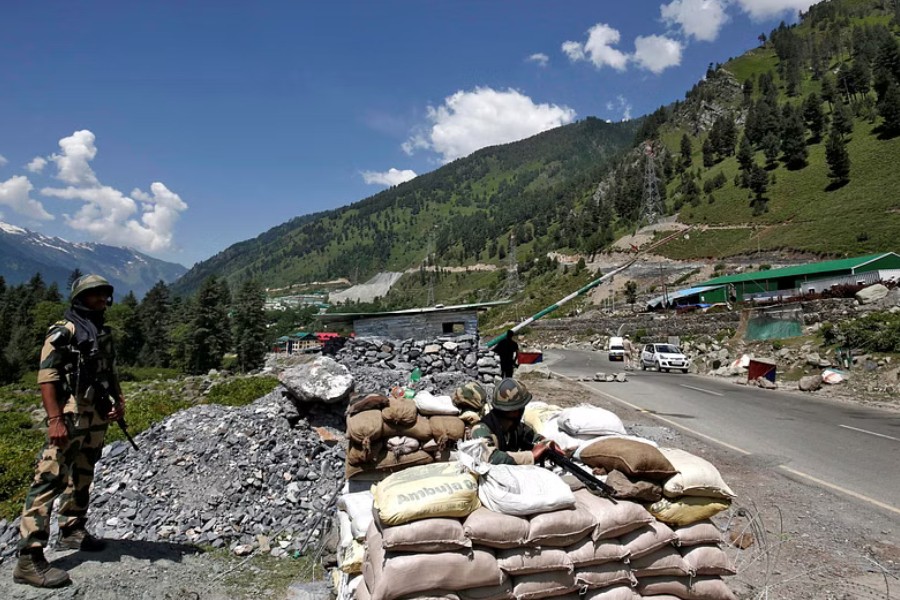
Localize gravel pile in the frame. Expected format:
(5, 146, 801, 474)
(0, 388, 346, 560)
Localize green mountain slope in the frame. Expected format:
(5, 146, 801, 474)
(644, 0, 900, 259)
(173, 117, 639, 295)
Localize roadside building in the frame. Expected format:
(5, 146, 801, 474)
(318, 301, 508, 340)
(274, 331, 320, 354)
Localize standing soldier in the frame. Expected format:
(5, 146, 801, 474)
(493, 330, 519, 378)
(622, 335, 635, 371)
(14, 275, 125, 588)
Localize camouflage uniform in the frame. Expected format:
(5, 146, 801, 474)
(452, 381, 487, 412)
(18, 319, 118, 551)
(469, 378, 541, 466)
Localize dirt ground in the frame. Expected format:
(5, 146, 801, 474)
(0, 376, 896, 600)
(525, 376, 900, 600)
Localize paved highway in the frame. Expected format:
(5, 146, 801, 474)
(542, 348, 900, 517)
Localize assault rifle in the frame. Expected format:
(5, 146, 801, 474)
(49, 328, 139, 451)
(539, 448, 616, 500)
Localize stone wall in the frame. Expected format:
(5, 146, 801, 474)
(335, 335, 503, 384)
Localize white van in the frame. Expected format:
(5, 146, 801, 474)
(607, 336, 625, 361)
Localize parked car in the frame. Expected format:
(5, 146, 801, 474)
(641, 343, 691, 373)
(607, 336, 625, 361)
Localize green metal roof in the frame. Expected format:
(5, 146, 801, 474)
(700, 253, 899, 286)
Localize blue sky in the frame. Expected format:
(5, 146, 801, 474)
(0, 0, 816, 267)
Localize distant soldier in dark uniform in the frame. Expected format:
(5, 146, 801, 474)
(469, 378, 558, 465)
(493, 330, 519, 378)
(14, 275, 125, 588)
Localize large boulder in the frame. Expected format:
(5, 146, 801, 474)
(798, 374, 823, 392)
(855, 283, 889, 305)
(279, 356, 354, 403)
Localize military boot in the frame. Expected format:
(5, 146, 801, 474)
(58, 527, 106, 552)
(13, 548, 71, 588)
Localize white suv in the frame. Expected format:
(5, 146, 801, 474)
(641, 343, 691, 373)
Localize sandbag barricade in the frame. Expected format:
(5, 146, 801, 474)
(346, 388, 482, 481)
(338, 394, 739, 600)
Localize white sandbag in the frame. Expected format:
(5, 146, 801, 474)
(338, 510, 354, 549)
(338, 491, 375, 540)
(415, 390, 460, 416)
(557, 405, 626, 437)
(660, 448, 736, 499)
(478, 464, 575, 516)
(340, 539, 365, 575)
(539, 416, 586, 452)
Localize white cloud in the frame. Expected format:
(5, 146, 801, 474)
(50, 129, 99, 186)
(0, 155, 7, 167)
(661, 0, 728, 42)
(361, 168, 418, 187)
(403, 87, 576, 163)
(527, 53, 549, 67)
(26, 157, 48, 173)
(733, 0, 815, 20)
(0, 175, 54, 221)
(40, 130, 188, 253)
(563, 23, 629, 71)
(607, 96, 633, 121)
(633, 35, 683, 74)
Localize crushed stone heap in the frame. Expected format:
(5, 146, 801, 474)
(0, 388, 346, 560)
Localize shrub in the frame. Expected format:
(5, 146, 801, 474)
(204, 376, 279, 408)
(840, 312, 900, 352)
(0, 412, 44, 519)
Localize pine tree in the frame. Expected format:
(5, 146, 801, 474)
(825, 124, 851, 187)
(702, 138, 716, 167)
(67, 268, 84, 292)
(761, 132, 781, 168)
(679, 134, 693, 170)
(737, 135, 754, 187)
(748, 164, 769, 215)
(802, 92, 826, 142)
(742, 77, 754, 105)
(821, 74, 838, 109)
(781, 104, 809, 169)
(878, 80, 900, 137)
(232, 280, 267, 373)
(137, 281, 172, 367)
(832, 99, 854, 137)
(186, 276, 231, 374)
(107, 291, 142, 366)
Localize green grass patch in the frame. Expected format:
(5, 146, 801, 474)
(204, 376, 279, 408)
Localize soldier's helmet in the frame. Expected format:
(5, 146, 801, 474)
(491, 378, 533, 412)
(452, 381, 487, 411)
(70, 274, 114, 303)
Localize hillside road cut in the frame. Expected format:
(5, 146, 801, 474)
(542, 348, 900, 518)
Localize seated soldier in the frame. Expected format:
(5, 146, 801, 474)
(470, 378, 558, 465)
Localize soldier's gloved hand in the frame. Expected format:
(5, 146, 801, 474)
(48, 416, 68, 448)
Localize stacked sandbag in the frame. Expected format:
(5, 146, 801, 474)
(649, 448, 736, 528)
(359, 463, 501, 600)
(346, 388, 484, 480)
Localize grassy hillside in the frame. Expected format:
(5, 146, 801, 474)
(647, 0, 900, 259)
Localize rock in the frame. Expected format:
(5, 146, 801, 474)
(753, 377, 777, 390)
(605, 374, 615, 382)
(855, 283, 889, 305)
(516, 364, 551, 379)
(594, 372, 606, 381)
(279, 357, 353, 404)
(799, 374, 823, 392)
(233, 544, 254, 556)
(423, 344, 441, 354)
(442, 341, 458, 352)
(615, 373, 627, 382)
(805, 353, 831, 368)
(257, 535, 271, 553)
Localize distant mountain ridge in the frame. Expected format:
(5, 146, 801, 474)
(0, 222, 187, 297)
